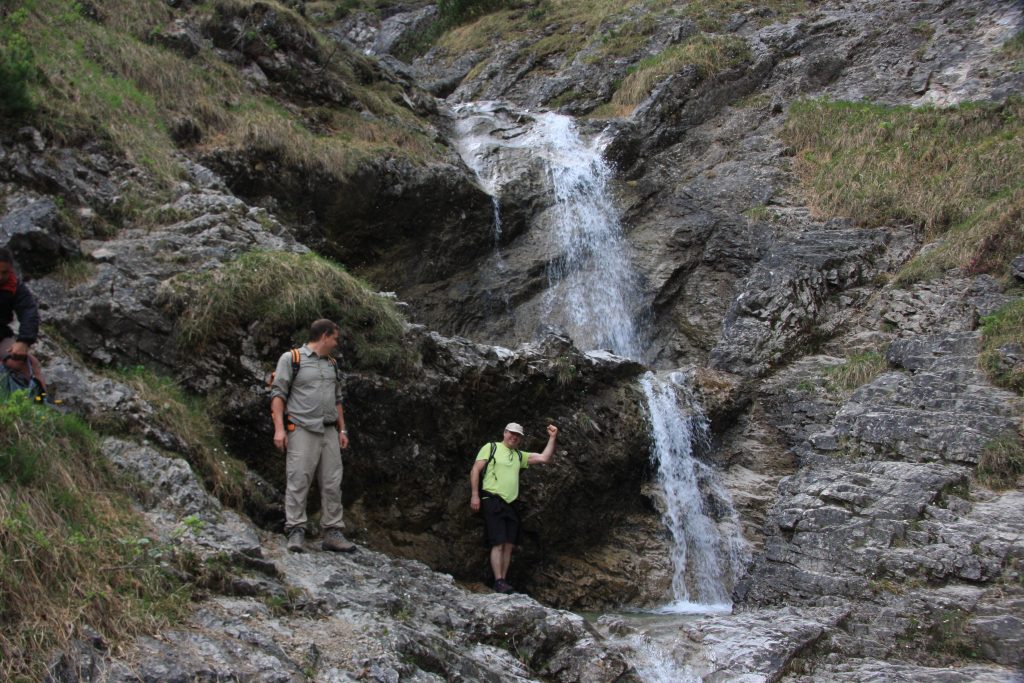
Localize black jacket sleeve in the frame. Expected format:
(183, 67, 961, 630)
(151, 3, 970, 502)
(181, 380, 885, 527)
(14, 281, 40, 344)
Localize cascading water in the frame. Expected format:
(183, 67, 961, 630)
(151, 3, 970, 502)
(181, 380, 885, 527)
(529, 114, 643, 359)
(452, 101, 746, 616)
(640, 371, 747, 613)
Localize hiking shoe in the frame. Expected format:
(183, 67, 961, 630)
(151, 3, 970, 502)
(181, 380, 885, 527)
(322, 528, 356, 553)
(494, 579, 514, 594)
(286, 527, 305, 553)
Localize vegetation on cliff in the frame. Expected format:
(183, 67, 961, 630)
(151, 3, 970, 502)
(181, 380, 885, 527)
(0, 392, 190, 680)
(4, 0, 443, 188)
(172, 250, 411, 369)
(980, 299, 1024, 393)
(610, 33, 751, 109)
(783, 97, 1024, 283)
(112, 367, 250, 508)
(430, 0, 805, 111)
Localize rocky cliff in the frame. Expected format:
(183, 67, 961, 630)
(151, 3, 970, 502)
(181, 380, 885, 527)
(2, 0, 1023, 680)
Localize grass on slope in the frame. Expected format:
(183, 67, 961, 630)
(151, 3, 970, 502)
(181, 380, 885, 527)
(0, 391, 190, 681)
(979, 299, 1024, 394)
(610, 33, 751, 107)
(783, 98, 1024, 283)
(429, 0, 805, 112)
(3, 0, 439, 190)
(173, 250, 411, 369)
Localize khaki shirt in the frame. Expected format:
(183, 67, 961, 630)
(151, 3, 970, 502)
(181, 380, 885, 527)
(270, 345, 343, 433)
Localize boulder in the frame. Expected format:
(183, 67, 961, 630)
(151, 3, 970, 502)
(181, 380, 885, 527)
(0, 193, 80, 275)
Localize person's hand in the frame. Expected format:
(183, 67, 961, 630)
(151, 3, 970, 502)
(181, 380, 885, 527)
(339, 431, 350, 449)
(9, 340, 29, 360)
(273, 429, 287, 452)
(470, 494, 480, 512)
(547, 424, 558, 438)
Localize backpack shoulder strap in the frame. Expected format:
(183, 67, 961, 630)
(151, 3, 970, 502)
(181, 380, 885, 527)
(480, 442, 498, 485)
(290, 348, 301, 372)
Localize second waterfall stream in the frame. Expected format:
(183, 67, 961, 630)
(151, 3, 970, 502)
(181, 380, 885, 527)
(452, 101, 748, 617)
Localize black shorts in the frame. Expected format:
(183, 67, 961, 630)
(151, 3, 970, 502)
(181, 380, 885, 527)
(481, 495, 520, 548)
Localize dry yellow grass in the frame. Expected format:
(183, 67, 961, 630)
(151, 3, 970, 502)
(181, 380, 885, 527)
(783, 98, 1024, 282)
(611, 33, 751, 107)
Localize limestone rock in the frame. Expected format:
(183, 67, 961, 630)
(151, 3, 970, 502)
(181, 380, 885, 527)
(709, 226, 888, 377)
(0, 193, 80, 275)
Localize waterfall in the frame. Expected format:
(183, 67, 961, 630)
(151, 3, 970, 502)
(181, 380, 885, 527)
(640, 371, 746, 612)
(452, 101, 745, 613)
(528, 113, 643, 359)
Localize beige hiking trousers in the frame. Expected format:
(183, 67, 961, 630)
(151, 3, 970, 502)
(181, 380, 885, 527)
(285, 424, 344, 532)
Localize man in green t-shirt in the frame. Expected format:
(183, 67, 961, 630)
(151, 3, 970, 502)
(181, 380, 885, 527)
(470, 422, 558, 594)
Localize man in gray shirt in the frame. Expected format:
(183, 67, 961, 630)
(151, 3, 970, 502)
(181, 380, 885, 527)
(270, 319, 355, 553)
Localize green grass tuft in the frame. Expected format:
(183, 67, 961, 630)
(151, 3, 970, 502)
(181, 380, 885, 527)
(173, 250, 412, 370)
(825, 350, 888, 392)
(0, 391, 190, 680)
(979, 299, 1024, 393)
(783, 98, 1024, 283)
(977, 431, 1024, 490)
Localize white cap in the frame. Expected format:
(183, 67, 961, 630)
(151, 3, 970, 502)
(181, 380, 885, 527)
(504, 422, 525, 435)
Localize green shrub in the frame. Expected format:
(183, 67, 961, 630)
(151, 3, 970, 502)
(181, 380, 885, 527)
(0, 5, 36, 117)
(0, 391, 190, 680)
(173, 250, 412, 370)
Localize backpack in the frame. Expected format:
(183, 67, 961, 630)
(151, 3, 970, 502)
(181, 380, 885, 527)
(267, 348, 338, 431)
(480, 441, 523, 488)
(0, 355, 50, 404)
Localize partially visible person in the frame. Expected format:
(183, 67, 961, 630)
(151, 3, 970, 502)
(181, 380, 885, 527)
(270, 318, 355, 553)
(470, 422, 558, 594)
(0, 247, 44, 388)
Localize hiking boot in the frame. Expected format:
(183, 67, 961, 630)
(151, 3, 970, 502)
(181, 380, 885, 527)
(494, 579, 514, 594)
(322, 528, 356, 553)
(286, 527, 305, 553)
